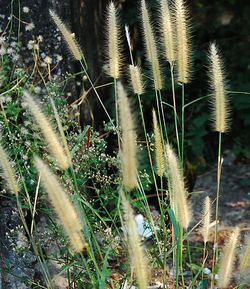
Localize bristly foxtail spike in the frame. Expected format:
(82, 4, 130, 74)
(129, 65, 144, 95)
(208, 42, 230, 133)
(120, 191, 148, 289)
(159, 0, 175, 63)
(23, 92, 71, 170)
(165, 144, 192, 229)
(174, 0, 191, 84)
(34, 157, 85, 253)
(201, 196, 211, 244)
(141, 0, 162, 90)
(240, 235, 250, 274)
(218, 227, 240, 288)
(49, 10, 83, 62)
(118, 82, 138, 191)
(0, 143, 19, 195)
(106, 2, 121, 79)
(152, 109, 165, 177)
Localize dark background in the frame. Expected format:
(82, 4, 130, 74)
(2, 0, 250, 173)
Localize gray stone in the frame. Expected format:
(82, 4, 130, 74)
(192, 163, 250, 227)
(0, 200, 36, 289)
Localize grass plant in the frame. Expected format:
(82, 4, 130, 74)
(0, 1, 249, 288)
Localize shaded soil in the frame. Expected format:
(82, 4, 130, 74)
(190, 161, 250, 287)
(192, 163, 250, 228)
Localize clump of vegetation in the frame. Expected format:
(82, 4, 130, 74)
(0, 0, 249, 288)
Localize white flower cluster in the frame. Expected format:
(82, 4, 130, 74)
(25, 22, 35, 31)
(23, 6, 30, 13)
(0, 35, 20, 61)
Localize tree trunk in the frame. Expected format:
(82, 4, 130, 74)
(71, 0, 109, 127)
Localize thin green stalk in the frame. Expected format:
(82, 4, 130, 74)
(226, 90, 250, 95)
(138, 93, 164, 239)
(158, 90, 169, 142)
(79, 252, 98, 287)
(181, 83, 185, 165)
(210, 131, 222, 289)
(113, 77, 121, 150)
(155, 88, 164, 140)
(179, 227, 185, 287)
(157, 177, 166, 249)
(160, 176, 168, 289)
(68, 167, 102, 252)
(201, 243, 207, 284)
(79, 61, 119, 138)
(66, 165, 104, 281)
(136, 176, 163, 259)
(170, 62, 180, 159)
(0, 100, 54, 288)
(16, 196, 54, 288)
(186, 238, 194, 285)
(0, 77, 25, 97)
(184, 95, 210, 109)
(30, 174, 40, 235)
(175, 226, 181, 289)
(145, 90, 164, 213)
(171, 223, 176, 287)
(137, 94, 159, 197)
(94, 191, 120, 232)
(215, 131, 222, 262)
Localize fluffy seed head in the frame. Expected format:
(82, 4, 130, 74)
(174, 0, 191, 83)
(165, 144, 191, 229)
(129, 65, 144, 95)
(0, 143, 19, 195)
(121, 192, 148, 289)
(218, 227, 240, 288)
(208, 43, 230, 133)
(141, 0, 162, 90)
(240, 235, 250, 274)
(118, 82, 138, 191)
(201, 196, 211, 244)
(24, 92, 70, 169)
(106, 2, 121, 79)
(50, 98, 72, 166)
(50, 10, 82, 61)
(35, 157, 85, 252)
(152, 110, 165, 177)
(159, 0, 175, 63)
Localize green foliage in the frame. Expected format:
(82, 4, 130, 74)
(0, 45, 125, 288)
(0, 1, 249, 288)
(121, 0, 250, 167)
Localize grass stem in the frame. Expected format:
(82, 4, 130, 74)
(170, 63, 181, 159)
(181, 83, 185, 165)
(210, 131, 222, 289)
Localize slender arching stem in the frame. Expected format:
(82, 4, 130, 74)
(215, 131, 222, 262)
(158, 89, 169, 142)
(113, 77, 121, 150)
(79, 60, 120, 138)
(170, 62, 181, 159)
(210, 131, 222, 289)
(155, 87, 163, 139)
(181, 83, 185, 165)
(137, 94, 159, 196)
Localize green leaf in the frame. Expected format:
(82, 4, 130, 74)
(167, 208, 179, 242)
(99, 248, 111, 288)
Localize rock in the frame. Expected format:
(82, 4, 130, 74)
(191, 163, 250, 228)
(0, 199, 36, 289)
(191, 162, 250, 285)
